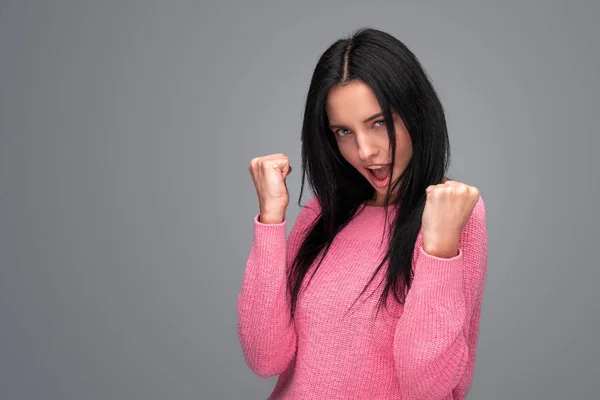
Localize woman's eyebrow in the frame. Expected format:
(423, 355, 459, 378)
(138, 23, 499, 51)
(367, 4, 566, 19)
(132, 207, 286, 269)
(329, 112, 384, 129)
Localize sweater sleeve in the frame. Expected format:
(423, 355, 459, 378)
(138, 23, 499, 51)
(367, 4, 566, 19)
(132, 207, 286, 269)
(236, 198, 320, 378)
(394, 195, 488, 400)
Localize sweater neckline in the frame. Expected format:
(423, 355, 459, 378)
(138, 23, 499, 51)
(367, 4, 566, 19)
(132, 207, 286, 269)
(357, 203, 400, 218)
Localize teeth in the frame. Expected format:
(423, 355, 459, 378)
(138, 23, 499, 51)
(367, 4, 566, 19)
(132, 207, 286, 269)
(368, 165, 385, 169)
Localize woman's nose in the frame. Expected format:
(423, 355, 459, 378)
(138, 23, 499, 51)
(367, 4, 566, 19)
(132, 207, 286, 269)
(356, 133, 379, 161)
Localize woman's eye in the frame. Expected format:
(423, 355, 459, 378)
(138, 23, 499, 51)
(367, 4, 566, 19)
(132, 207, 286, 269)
(334, 121, 383, 136)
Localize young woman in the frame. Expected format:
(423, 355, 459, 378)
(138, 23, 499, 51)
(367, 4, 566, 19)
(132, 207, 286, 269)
(238, 27, 488, 400)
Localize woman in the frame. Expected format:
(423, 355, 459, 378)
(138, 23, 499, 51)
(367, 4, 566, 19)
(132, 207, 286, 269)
(238, 27, 488, 400)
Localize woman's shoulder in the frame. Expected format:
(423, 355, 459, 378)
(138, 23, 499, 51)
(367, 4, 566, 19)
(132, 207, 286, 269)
(287, 196, 322, 238)
(297, 196, 322, 222)
(469, 193, 486, 227)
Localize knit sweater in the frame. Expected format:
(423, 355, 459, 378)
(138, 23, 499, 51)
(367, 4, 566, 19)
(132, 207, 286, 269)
(237, 195, 488, 400)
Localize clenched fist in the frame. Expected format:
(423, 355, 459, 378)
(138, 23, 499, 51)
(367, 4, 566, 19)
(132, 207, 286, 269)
(248, 153, 293, 224)
(421, 178, 480, 258)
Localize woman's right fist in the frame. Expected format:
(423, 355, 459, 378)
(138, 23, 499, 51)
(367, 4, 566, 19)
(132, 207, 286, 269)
(248, 153, 293, 223)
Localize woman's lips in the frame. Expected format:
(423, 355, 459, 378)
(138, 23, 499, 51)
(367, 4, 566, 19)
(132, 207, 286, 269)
(367, 166, 391, 188)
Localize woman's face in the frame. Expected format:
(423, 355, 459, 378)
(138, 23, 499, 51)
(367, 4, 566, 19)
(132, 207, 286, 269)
(325, 80, 413, 206)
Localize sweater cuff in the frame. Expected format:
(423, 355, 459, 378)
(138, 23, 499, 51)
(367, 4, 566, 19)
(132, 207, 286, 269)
(254, 214, 286, 227)
(412, 246, 464, 302)
(251, 214, 287, 265)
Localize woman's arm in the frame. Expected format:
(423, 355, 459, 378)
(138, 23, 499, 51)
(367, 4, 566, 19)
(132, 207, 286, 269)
(394, 195, 488, 400)
(236, 197, 320, 377)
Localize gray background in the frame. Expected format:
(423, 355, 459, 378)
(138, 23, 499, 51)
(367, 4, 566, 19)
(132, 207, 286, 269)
(1, 0, 598, 399)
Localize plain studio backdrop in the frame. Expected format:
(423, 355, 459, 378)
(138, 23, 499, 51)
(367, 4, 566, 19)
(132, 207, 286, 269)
(1, 0, 598, 399)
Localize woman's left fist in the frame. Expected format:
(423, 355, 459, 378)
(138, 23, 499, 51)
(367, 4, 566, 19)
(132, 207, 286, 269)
(421, 178, 480, 258)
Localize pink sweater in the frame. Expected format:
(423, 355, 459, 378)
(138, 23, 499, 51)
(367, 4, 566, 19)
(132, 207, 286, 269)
(237, 195, 488, 399)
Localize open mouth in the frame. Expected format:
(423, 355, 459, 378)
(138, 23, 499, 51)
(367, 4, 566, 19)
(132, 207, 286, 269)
(366, 165, 391, 188)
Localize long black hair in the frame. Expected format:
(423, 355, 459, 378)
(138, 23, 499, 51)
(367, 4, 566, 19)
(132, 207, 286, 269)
(287, 27, 451, 325)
